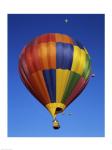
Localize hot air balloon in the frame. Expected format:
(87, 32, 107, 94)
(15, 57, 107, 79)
(18, 33, 91, 129)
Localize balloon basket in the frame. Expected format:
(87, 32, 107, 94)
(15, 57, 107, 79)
(53, 119, 60, 129)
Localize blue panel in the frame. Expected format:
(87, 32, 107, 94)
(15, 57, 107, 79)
(43, 69, 56, 102)
(56, 42, 73, 69)
(56, 43, 64, 68)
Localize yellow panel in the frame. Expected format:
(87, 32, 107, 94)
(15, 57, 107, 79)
(71, 46, 86, 75)
(56, 69, 62, 102)
(71, 46, 80, 73)
(56, 69, 70, 103)
(76, 50, 86, 74)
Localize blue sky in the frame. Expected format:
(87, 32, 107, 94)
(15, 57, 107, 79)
(8, 14, 104, 137)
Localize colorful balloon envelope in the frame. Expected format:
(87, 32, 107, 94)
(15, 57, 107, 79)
(18, 33, 91, 128)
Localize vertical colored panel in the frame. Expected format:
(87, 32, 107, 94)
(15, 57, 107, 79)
(56, 43, 73, 69)
(85, 67, 91, 80)
(56, 69, 62, 102)
(76, 49, 86, 74)
(47, 42, 56, 69)
(19, 64, 34, 94)
(62, 72, 80, 103)
(31, 44, 43, 70)
(64, 77, 86, 106)
(82, 54, 91, 79)
(24, 45, 36, 74)
(30, 71, 51, 105)
(71, 46, 86, 75)
(56, 43, 64, 68)
(20, 56, 30, 78)
(37, 42, 56, 70)
(28, 44, 43, 70)
(43, 70, 56, 102)
(39, 43, 49, 69)
(63, 44, 74, 69)
(74, 79, 89, 100)
(56, 69, 70, 103)
(71, 46, 81, 72)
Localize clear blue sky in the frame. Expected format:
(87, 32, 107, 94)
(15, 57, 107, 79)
(8, 14, 104, 137)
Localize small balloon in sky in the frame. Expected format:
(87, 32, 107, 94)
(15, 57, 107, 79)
(18, 33, 92, 129)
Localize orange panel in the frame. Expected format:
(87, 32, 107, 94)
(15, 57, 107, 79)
(30, 71, 51, 105)
(24, 45, 36, 74)
(47, 42, 56, 69)
(55, 33, 74, 44)
(39, 43, 49, 69)
(37, 42, 56, 70)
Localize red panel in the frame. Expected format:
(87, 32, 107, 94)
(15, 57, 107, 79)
(19, 54, 30, 78)
(34, 33, 56, 44)
(24, 45, 36, 73)
(29, 44, 42, 70)
(19, 64, 37, 98)
(19, 61, 50, 106)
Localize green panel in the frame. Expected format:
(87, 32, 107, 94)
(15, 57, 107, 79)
(85, 65, 91, 79)
(61, 71, 80, 103)
(82, 54, 91, 79)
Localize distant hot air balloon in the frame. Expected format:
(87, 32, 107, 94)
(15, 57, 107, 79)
(18, 33, 91, 129)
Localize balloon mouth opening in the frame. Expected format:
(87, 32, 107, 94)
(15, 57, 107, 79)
(55, 107, 63, 114)
(46, 103, 66, 119)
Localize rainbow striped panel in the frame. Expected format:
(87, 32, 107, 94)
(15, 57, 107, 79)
(19, 33, 91, 107)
